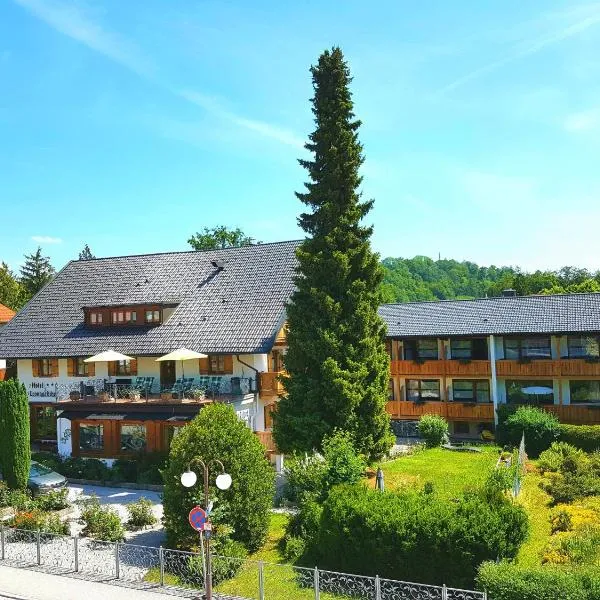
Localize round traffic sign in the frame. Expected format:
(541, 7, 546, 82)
(188, 506, 208, 531)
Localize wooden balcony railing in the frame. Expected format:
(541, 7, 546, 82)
(386, 400, 495, 422)
(259, 371, 285, 399)
(255, 430, 277, 452)
(559, 359, 600, 377)
(495, 360, 560, 377)
(542, 404, 600, 425)
(390, 360, 491, 377)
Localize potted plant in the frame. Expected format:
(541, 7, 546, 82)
(128, 389, 142, 401)
(191, 388, 206, 402)
(98, 391, 110, 402)
(69, 390, 81, 401)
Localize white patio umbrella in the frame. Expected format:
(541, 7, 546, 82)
(155, 348, 207, 381)
(521, 386, 554, 395)
(84, 350, 134, 363)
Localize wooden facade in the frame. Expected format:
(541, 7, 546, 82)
(259, 371, 285, 400)
(386, 400, 495, 422)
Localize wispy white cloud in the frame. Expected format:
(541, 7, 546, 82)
(436, 5, 600, 95)
(31, 235, 62, 244)
(13, 0, 303, 149)
(13, 0, 152, 76)
(178, 90, 305, 149)
(564, 107, 600, 132)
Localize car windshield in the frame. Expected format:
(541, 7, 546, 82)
(30, 463, 53, 477)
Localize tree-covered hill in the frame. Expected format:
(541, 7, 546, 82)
(381, 256, 600, 303)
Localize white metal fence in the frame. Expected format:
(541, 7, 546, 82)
(0, 526, 486, 600)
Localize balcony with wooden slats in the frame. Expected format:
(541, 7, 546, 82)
(259, 371, 285, 400)
(390, 359, 491, 377)
(543, 404, 600, 425)
(559, 359, 600, 377)
(495, 360, 561, 377)
(386, 400, 495, 422)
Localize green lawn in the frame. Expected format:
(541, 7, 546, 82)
(376, 446, 500, 497)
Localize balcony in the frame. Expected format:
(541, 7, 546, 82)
(541, 404, 600, 425)
(495, 360, 560, 377)
(259, 371, 285, 399)
(390, 360, 491, 377)
(386, 400, 495, 422)
(559, 359, 600, 377)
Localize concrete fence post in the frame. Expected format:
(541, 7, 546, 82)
(314, 567, 320, 600)
(442, 584, 448, 600)
(375, 575, 381, 600)
(1, 526, 5, 560)
(74, 536, 79, 572)
(36, 530, 41, 565)
(258, 560, 264, 600)
(159, 546, 164, 586)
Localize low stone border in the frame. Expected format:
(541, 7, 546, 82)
(67, 479, 163, 492)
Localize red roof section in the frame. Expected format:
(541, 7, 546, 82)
(0, 303, 16, 323)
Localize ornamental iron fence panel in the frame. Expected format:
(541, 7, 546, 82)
(0, 527, 487, 600)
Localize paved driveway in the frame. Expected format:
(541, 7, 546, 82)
(67, 484, 165, 547)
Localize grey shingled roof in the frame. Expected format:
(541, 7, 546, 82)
(0, 241, 300, 358)
(379, 293, 600, 338)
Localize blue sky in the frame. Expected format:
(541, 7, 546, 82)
(1, 1, 600, 273)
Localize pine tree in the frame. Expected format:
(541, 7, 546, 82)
(0, 380, 31, 489)
(273, 47, 393, 460)
(78, 244, 95, 260)
(20, 247, 55, 297)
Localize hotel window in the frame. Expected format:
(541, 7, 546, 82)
(450, 338, 487, 359)
(567, 336, 600, 359)
(115, 360, 132, 376)
(31, 406, 57, 441)
(454, 421, 470, 435)
(145, 310, 161, 324)
(163, 424, 183, 449)
(79, 424, 104, 453)
(406, 379, 440, 402)
(33, 358, 57, 377)
(404, 339, 438, 360)
(74, 357, 88, 377)
(120, 424, 147, 452)
(90, 312, 103, 325)
(452, 380, 490, 403)
(506, 380, 554, 405)
(504, 337, 551, 360)
(388, 379, 395, 401)
(570, 380, 600, 404)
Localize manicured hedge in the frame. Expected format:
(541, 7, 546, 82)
(477, 561, 600, 600)
(559, 424, 600, 452)
(496, 405, 560, 458)
(305, 484, 528, 589)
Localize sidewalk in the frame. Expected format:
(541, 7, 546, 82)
(0, 565, 188, 600)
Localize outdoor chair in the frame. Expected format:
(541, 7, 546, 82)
(133, 376, 155, 398)
(207, 376, 223, 398)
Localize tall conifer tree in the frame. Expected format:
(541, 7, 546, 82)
(0, 380, 31, 489)
(273, 47, 393, 459)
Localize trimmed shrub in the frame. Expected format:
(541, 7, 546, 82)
(283, 430, 365, 504)
(126, 497, 157, 529)
(163, 403, 274, 552)
(538, 442, 585, 474)
(34, 488, 70, 511)
(476, 561, 600, 600)
(60, 457, 111, 481)
(0, 380, 31, 489)
(417, 414, 448, 447)
(542, 451, 600, 504)
(80, 497, 125, 542)
(559, 424, 600, 452)
(496, 405, 559, 458)
(305, 484, 528, 588)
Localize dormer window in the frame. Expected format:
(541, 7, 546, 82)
(112, 310, 137, 324)
(90, 312, 103, 325)
(145, 310, 161, 324)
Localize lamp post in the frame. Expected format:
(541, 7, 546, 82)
(181, 458, 232, 600)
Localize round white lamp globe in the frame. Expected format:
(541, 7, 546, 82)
(180, 469, 197, 488)
(215, 473, 232, 490)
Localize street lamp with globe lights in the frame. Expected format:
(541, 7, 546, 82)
(181, 458, 232, 600)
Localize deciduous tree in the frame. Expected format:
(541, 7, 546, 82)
(188, 226, 259, 251)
